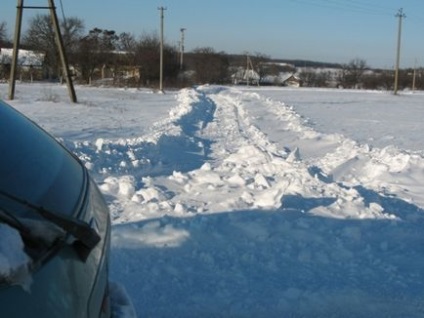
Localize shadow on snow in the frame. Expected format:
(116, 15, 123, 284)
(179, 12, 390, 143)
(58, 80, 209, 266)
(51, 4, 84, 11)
(68, 90, 217, 182)
(111, 191, 424, 318)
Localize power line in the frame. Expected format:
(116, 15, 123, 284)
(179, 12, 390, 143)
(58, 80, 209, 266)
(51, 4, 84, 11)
(288, 0, 393, 17)
(343, 0, 394, 14)
(59, 0, 66, 22)
(329, 0, 393, 15)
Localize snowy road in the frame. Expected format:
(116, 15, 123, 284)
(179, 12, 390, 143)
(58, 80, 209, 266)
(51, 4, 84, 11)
(103, 86, 424, 317)
(2, 83, 424, 317)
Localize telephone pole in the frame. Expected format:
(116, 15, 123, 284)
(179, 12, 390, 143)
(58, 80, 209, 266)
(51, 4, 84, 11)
(8, 0, 24, 101)
(394, 8, 406, 95)
(412, 59, 417, 92)
(9, 0, 77, 102)
(158, 6, 167, 92)
(179, 28, 186, 70)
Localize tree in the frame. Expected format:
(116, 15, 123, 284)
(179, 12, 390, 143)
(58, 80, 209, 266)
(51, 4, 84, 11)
(133, 33, 160, 86)
(299, 69, 331, 87)
(362, 70, 390, 90)
(0, 22, 10, 79)
(62, 17, 84, 55)
(76, 28, 118, 83)
(251, 52, 271, 83)
(190, 47, 229, 84)
(0, 22, 7, 46)
(117, 32, 137, 52)
(338, 58, 368, 88)
(23, 14, 56, 78)
(114, 32, 138, 84)
(133, 33, 179, 87)
(22, 14, 84, 79)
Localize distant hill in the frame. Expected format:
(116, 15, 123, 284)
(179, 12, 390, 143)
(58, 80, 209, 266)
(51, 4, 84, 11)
(271, 59, 343, 69)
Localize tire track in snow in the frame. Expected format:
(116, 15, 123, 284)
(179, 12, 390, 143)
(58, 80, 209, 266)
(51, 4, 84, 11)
(110, 86, 408, 222)
(241, 89, 424, 212)
(109, 88, 424, 317)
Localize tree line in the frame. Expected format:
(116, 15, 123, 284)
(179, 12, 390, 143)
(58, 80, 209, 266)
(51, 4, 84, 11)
(0, 16, 233, 87)
(1, 16, 423, 91)
(299, 58, 423, 91)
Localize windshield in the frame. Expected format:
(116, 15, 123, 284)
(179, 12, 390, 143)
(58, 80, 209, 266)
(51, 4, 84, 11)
(0, 100, 84, 218)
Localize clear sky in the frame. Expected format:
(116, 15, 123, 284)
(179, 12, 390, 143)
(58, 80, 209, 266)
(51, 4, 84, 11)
(3, 0, 424, 68)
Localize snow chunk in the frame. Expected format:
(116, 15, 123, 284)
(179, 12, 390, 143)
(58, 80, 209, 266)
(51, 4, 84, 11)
(174, 202, 187, 214)
(286, 147, 301, 162)
(169, 171, 189, 184)
(0, 224, 32, 291)
(133, 187, 163, 203)
(200, 162, 212, 171)
(100, 176, 136, 199)
(227, 174, 246, 186)
(254, 173, 271, 189)
(95, 138, 104, 151)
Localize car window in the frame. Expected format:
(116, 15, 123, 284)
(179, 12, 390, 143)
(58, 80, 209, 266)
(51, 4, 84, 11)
(0, 100, 84, 217)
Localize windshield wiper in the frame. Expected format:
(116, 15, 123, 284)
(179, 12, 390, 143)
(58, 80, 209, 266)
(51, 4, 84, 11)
(0, 207, 31, 236)
(0, 189, 100, 250)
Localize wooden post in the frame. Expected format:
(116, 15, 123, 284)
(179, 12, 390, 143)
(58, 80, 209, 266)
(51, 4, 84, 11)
(48, 0, 77, 102)
(8, 0, 24, 100)
(9, 0, 77, 102)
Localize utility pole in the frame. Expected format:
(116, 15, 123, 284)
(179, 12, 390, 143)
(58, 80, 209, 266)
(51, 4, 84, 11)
(8, 0, 77, 102)
(158, 6, 167, 92)
(412, 59, 417, 92)
(179, 28, 186, 70)
(8, 0, 24, 100)
(394, 8, 406, 95)
(48, 0, 77, 102)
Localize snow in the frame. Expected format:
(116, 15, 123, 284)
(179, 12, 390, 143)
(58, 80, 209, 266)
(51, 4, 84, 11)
(0, 223, 31, 291)
(2, 83, 424, 317)
(0, 49, 45, 66)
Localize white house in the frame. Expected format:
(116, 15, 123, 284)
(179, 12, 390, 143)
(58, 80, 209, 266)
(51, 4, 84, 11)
(0, 48, 45, 68)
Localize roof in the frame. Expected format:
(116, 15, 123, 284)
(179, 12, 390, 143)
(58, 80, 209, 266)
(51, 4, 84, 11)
(0, 48, 45, 66)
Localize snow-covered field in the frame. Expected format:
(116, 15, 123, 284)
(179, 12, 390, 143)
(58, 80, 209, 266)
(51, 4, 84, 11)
(2, 83, 424, 317)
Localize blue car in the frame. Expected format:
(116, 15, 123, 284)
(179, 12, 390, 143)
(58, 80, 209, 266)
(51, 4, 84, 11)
(0, 99, 115, 317)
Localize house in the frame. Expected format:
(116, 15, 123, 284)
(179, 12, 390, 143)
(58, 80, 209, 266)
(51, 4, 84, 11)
(281, 74, 302, 87)
(0, 48, 45, 68)
(260, 72, 302, 87)
(0, 48, 45, 81)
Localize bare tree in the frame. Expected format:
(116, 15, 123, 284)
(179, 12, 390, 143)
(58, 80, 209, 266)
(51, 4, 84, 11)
(117, 32, 137, 52)
(0, 22, 7, 46)
(299, 69, 332, 87)
(0, 22, 9, 79)
(76, 28, 118, 84)
(115, 32, 138, 84)
(338, 58, 368, 88)
(23, 14, 84, 79)
(133, 33, 160, 86)
(62, 17, 84, 54)
(190, 47, 229, 84)
(133, 33, 179, 87)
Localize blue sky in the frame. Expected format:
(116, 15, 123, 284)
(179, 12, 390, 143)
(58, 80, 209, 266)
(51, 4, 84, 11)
(3, 0, 424, 68)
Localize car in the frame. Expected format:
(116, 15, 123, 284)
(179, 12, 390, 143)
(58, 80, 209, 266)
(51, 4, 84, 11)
(0, 99, 113, 317)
